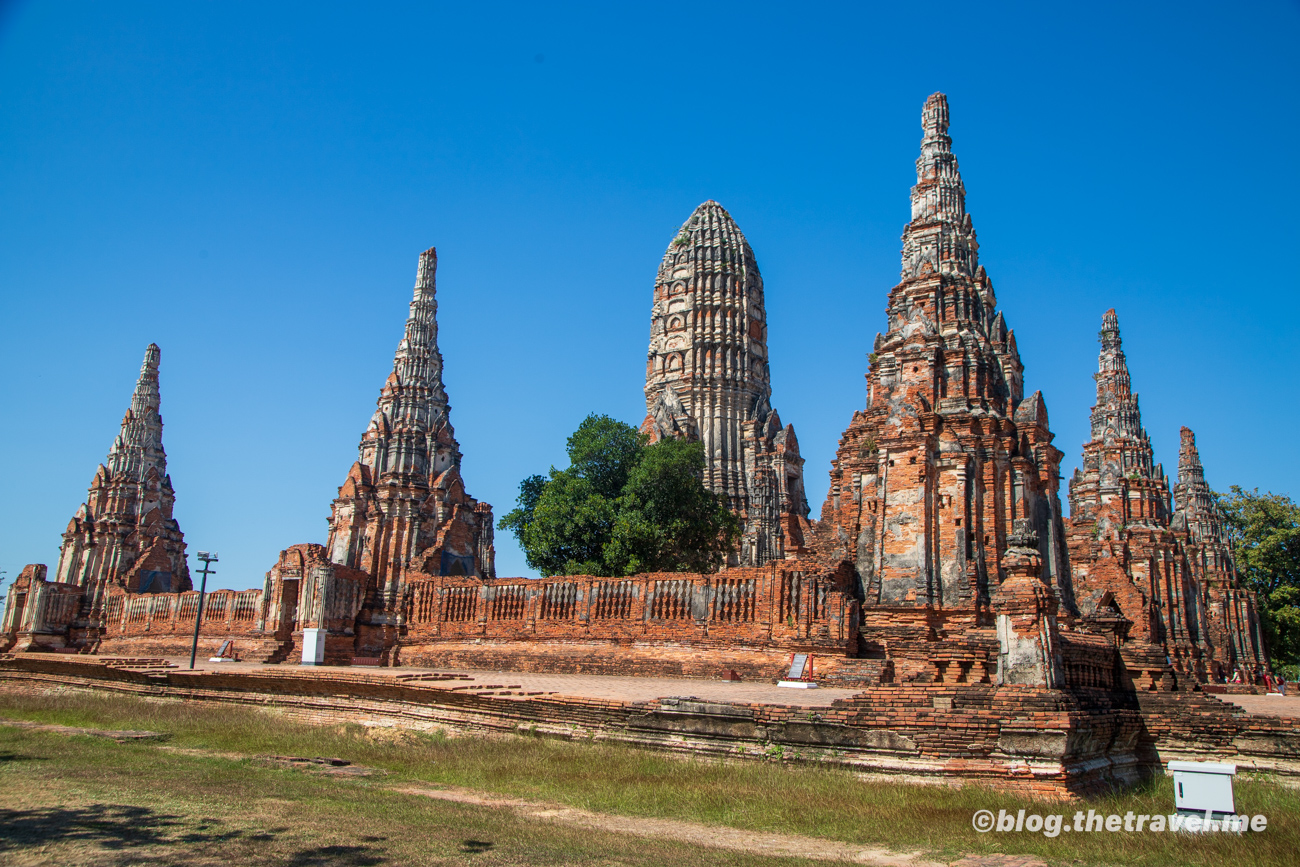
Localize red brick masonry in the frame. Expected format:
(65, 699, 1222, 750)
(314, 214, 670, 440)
(1, 654, 1295, 799)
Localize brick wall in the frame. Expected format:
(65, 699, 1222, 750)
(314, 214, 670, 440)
(400, 561, 858, 657)
(95, 587, 269, 657)
(4, 655, 1296, 798)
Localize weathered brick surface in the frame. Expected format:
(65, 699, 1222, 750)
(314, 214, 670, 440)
(1, 346, 191, 653)
(96, 586, 267, 658)
(324, 247, 495, 611)
(3, 655, 1295, 798)
(54, 345, 192, 599)
(642, 201, 811, 566)
(397, 641, 796, 682)
(0, 566, 81, 652)
(1064, 311, 1267, 684)
(814, 94, 1070, 619)
(400, 561, 857, 653)
(809, 93, 1076, 699)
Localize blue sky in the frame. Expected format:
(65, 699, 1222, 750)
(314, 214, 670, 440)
(2, 2, 1297, 591)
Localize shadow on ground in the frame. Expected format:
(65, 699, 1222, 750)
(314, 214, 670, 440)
(0, 751, 39, 763)
(0, 804, 391, 865)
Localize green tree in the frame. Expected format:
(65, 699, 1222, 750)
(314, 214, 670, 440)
(605, 438, 740, 575)
(1217, 486, 1300, 670)
(498, 415, 644, 575)
(520, 473, 618, 576)
(497, 414, 737, 576)
(564, 413, 644, 500)
(497, 474, 546, 540)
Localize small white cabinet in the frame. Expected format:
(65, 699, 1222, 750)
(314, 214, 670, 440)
(1168, 760, 1236, 816)
(301, 627, 326, 665)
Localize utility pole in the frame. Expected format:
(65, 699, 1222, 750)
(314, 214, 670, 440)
(188, 552, 218, 670)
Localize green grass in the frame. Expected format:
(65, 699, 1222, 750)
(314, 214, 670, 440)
(2, 688, 1299, 866)
(1, 725, 816, 866)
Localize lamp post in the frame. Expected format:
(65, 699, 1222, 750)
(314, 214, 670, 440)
(188, 552, 218, 670)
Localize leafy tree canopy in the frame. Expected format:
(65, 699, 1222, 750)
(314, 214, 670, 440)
(565, 413, 644, 500)
(498, 414, 738, 577)
(605, 437, 739, 575)
(1217, 486, 1300, 669)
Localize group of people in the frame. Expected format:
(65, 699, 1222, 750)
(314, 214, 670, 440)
(1229, 666, 1290, 694)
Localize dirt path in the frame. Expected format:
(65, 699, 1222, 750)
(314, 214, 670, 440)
(396, 785, 1017, 866)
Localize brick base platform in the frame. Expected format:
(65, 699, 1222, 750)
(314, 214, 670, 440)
(3, 654, 1297, 799)
(398, 641, 854, 684)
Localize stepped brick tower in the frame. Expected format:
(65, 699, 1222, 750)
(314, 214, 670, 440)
(54, 344, 191, 613)
(326, 248, 495, 612)
(1064, 311, 1197, 660)
(642, 200, 810, 566)
(1064, 313, 1268, 681)
(1171, 427, 1267, 678)
(1067, 310, 1172, 528)
(1172, 428, 1228, 554)
(817, 93, 1071, 614)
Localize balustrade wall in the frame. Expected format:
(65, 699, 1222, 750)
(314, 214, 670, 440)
(401, 563, 857, 652)
(101, 587, 268, 639)
(12, 559, 859, 662)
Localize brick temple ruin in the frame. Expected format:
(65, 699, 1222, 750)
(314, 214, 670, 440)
(643, 200, 811, 566)
(1063, 310, 1267, 682)
(3, 93, 1287, 796)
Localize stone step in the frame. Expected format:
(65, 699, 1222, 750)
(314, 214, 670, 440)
(820, 657, 893, 686)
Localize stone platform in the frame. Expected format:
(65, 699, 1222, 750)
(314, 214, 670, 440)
(1220, 693, 1300, 719)
(4, 652, 1299, 800)
(149, 656, 861, 706)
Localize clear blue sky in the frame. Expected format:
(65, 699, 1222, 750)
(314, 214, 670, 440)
(2, 2, 1297, 591)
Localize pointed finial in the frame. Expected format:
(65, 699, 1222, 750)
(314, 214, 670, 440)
(104, 342, 167, 475)
(416, 247, 437, 291)
(902, 92, 975, 278)
(1179, 426, 1204, 473)
(922, 92, 949, 138)
(1100, 308, 1122, 349)
(132, 344, 162, 409)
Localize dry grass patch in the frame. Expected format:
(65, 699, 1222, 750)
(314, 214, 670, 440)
(0, 726, 819, 866)
(2, 687, 1298, 866)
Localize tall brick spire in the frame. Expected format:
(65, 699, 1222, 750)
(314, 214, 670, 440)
(55, 344, 190, 603)
(1068, 310, 1169, 526)
(107, 344, 167, 478)
(327, 248, 494, 607)
(643, 200, 810, 565)
(1173, 427, 1226, 546)
(1170, 426, 1268, 675)
(818, 93, 1070, 613)
(1064, 310, 1190, 661)
(901, 92, 980, 282)
(1065, 318, 1267, 680)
